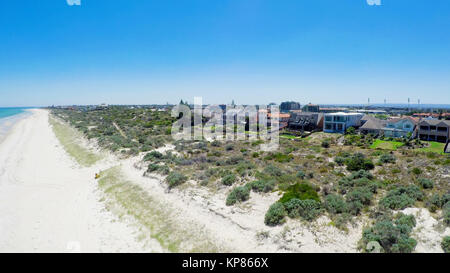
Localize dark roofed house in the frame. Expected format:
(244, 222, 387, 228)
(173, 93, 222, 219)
(288, 112, 324, 132)
(359, 118, 387, 135)
(418, 119, 450, 143)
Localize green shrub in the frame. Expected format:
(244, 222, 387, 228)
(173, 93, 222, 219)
(279, 182, 320, 204)
(249, 179, 276, 193)
(444, 202, 450, 226)
(345, 153, 374, 171)
(165, 171, 188, 189)
(380, 185, 424, 210)
(284, 199, 322, 221)
(296, 170, 306, 179)
(147, 163, 160, 172)
(321, 140, 330, 148)
(334, 156, 346, 166)
(362, 214, 417, 253)
(143, 150, 163, 161)
(226, 186, 251, 206)
(222, 174, 236, 186)
(395, 213, 416, 234)
(442, 236, 450, 253)
(264, 202, 286, 226)
(346, 187, 374, 206)
(324, 194, 348, 214)
(263, 164, 284, 177)
(379, 153, 396, 164)
(411, 167, 422, 175)
(418, 178, 434, 189)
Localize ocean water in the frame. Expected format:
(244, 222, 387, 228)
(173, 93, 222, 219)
(0, 108, 33, 143)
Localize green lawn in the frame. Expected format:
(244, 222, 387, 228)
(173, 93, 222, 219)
(370, 139, 405, 150)
(416, 141, 446, 155)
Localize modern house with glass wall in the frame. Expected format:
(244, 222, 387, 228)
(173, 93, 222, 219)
(323, 112, 364, 133)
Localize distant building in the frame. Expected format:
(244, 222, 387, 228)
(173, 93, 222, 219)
(288, 112, 324, 132)
(280, 101, 301, 112)
(418, 119, 450, 143)
(320, 107, 348, 113)
(302, 103, 320, 113)
(323, 112, 364, 133)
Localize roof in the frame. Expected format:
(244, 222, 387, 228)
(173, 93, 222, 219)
(268, 113, 291, 119)
(419, 119, 450, 126)
(289, 112, 323, 126)
(360, 118, 386, 130)
(361, 114, 378, 122)
(387, 116, 419, 125)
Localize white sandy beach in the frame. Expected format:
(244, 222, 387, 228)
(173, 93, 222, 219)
(0, 109, 146, 252)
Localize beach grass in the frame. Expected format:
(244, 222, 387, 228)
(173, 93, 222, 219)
(49, 116, 101, 167)
(97, 166, 221, 253)
(370, 139, 405, 150)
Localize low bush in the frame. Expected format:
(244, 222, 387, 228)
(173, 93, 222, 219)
(264, 202, 286, 226)
(143, 150, 164, 161)
(345, 153, 374, 171)
(411, 167, 422, 175)
(321, 140, 330, 148)
(222, 174, 236, 186)
(362, 214, 417, 253)
(279, 182, 320, 204)
(379, 185, 424, 210)
(226, 186, 251, 206)
(296, 170, 306, 179)
(249, 179, 276, 193)
(418, 178, 434, 189)
(442, 236, 450, 253)
(284, 198, 322, 221)
(263, 164, 284, 177)
(444, 202, 450, 226)
(165, 171, 188, 189)
(334, 156, 346, 166)
(324, 194, 348, 214)
(379, 153, 396, 164)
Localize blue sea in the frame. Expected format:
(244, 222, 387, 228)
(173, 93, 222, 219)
(0, 107, 34, 143)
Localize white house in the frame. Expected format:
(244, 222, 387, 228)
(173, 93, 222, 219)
(323, 112, 364, 133)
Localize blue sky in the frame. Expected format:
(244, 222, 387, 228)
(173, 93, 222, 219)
(0, 0, 449, 107)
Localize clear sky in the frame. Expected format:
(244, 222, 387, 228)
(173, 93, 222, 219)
(0, 0, 449, 107)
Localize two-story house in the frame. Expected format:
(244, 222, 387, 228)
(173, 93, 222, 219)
(418, 119, 450, 143)
(323, 112, 364, 133)
(382, 117, 417, 138)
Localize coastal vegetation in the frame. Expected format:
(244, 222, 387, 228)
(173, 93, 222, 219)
(49, 116, 101, 166)
(50, 106, 450, 253)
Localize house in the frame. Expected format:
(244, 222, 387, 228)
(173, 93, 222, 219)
(382, 117, 417, 138)
(418, 119, 450, 143)
(359, 117, 387, 135)
(323, 112, 364, 133)
(288, 112, 324, 132)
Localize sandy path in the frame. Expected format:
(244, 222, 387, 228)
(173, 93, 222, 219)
(0, 109, 146, 253)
